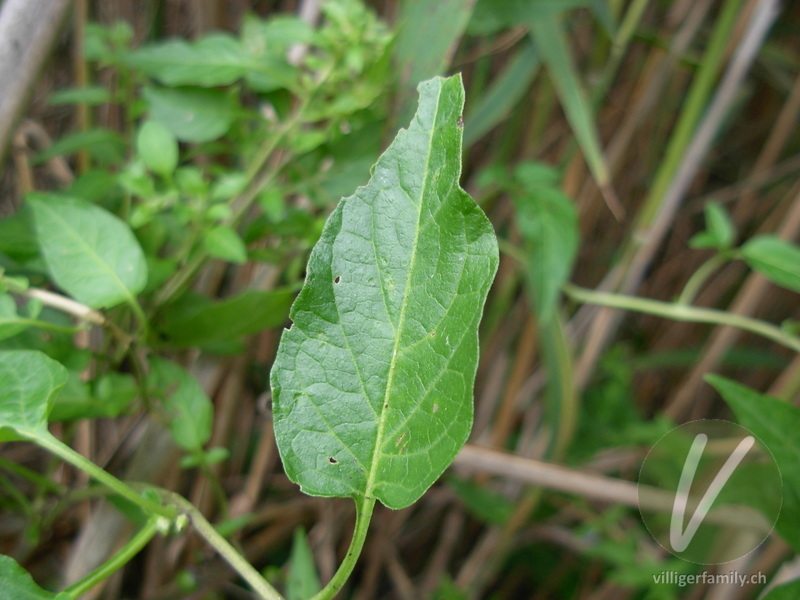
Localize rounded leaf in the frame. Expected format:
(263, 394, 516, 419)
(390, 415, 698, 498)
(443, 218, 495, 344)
(137, 120, 179, 177)
(28, 194, 148, 309)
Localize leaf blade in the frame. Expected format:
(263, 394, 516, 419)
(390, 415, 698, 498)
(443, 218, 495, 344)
(143, 86, 237, 143)
(28, 195, 148, 309)
(271, 75, 498, 510)
(148, 358, 213, 452)
(741, 235, 800, 293)
(0, 554, 58, 600)
(511, 164, 579, 322)
(707, 375, 800, 551)
(0, 350, 68, 441)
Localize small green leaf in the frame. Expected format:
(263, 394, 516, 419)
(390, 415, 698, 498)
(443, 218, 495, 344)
(741, 235, 800, 293)
(148, 358, 213, 452)
(48, 86, 112, 106)
(50, 372, 138, 422)
(33, 129, 126, 166)
(0, 350, 68, 441)
(204, 225, 248, 264)
(512, 168, 578, 322)
(27, 195, 148, 309)
(144, 86, 237, 143)
(271, 75, 498, 510)
(448, 476, 514, 525)
(179, 446, 230, 469)
(0, 207, 38, 260)
(159, 289, 293, 348)
(705, 201, 735, 248)
(210, 173, 248, 203)
(0, 554, 59, 599)
(286, 527, 321, 600)
(707, 375, 800, 551)
(0, 295, 29, 341)
(125, 35, 255, 87)
(137, 121, 179, 177)
(688, 231, 719, 250)
(690, 202, 735, 250)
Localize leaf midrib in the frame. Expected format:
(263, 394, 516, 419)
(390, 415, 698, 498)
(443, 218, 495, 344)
(36, 201, 136, 308)
(364, 85, 445, 499)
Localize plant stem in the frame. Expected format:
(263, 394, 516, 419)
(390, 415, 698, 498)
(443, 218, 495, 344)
(32, 431, 175, 519)
(638, 0, 745, 227)
(676, 252, 730, 305)
(126, 295, 150, 339)
(160, 491, 284, 600)
(19, 286, 105, 325)
(61, 517, 160, 598)
(563, 283, 800, 353)
(1, 317, 81, 335)
(312, 495, 376, 600)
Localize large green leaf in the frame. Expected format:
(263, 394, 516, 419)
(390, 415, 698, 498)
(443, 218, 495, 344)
(0, 350, 68, 441)
(741, 235, 800, 293)
(27, 195, 147, 309)
(0, 555, 60, 600)
(707, 375, 800, 551)
(270, 75, 498, 510)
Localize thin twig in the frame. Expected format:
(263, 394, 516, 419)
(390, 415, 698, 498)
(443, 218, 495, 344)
(453, 444, 772, 533)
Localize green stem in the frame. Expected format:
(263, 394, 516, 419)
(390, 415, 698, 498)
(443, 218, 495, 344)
(592, 0, 650, 106)
(31, 432, 175, 519)
(538, 314, 577, 461)
(676, 252, 730, 305)
(1, 317, 82, 335)
(638, 0, 744, 226)
(159, 491, 283, 600)
(312, 495, 376, 600)
(563, 283, 800, 353)
(126, 295, 149, 340)
(61, 517, 160, 598)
